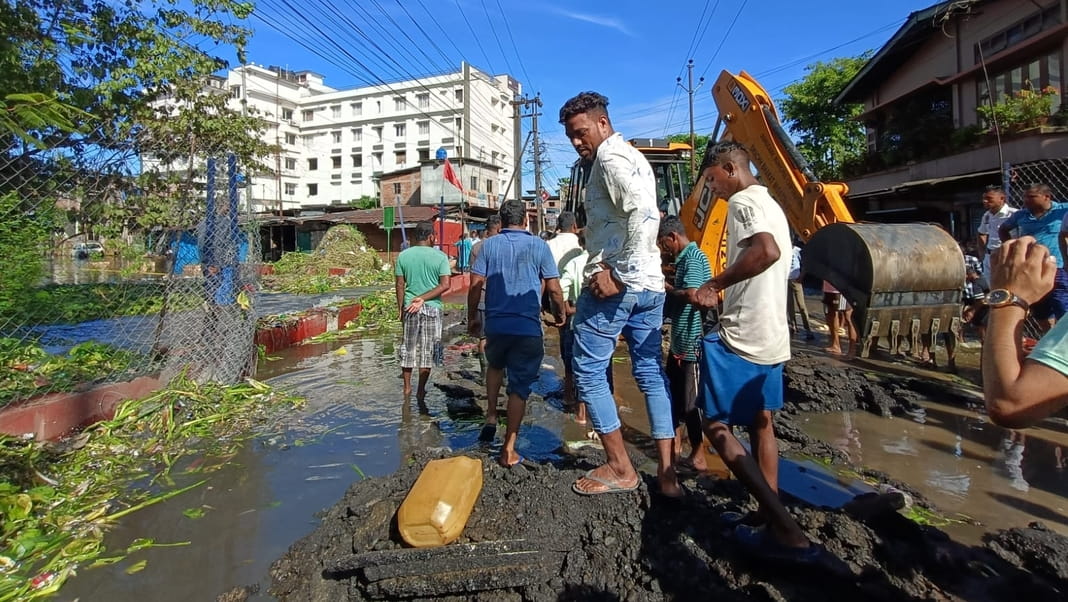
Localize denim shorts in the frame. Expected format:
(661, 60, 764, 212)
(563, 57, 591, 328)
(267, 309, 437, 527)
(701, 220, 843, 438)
(1032, 268, 1068, 321)
(698, 332, 784, 426)
(485, 333, 544, 400)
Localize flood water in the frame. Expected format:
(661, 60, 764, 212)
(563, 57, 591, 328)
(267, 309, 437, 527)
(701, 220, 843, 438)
(799, 405, 1068, 543)
(56, 322, 1068, 600)
(59, 324, 582, 601)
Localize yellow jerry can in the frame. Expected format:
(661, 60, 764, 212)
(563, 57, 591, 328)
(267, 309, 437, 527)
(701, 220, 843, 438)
(397, 456, 483, 547)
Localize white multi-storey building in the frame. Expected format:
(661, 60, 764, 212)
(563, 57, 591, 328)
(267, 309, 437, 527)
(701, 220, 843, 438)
(227, 62, 521, 213)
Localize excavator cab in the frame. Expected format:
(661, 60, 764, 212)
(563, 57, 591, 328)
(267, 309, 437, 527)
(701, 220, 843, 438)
(681, 70, 964, 357)
(565, 139, 693, 228)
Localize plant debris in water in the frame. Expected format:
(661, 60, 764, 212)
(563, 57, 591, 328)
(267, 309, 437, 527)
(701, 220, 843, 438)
(262, 226, 391, 294)
(0, 375, 303, 600)
(0, 339, 145, 407)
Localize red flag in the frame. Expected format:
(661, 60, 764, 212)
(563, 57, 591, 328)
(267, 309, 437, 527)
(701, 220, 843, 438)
(442, 158, 463, 192)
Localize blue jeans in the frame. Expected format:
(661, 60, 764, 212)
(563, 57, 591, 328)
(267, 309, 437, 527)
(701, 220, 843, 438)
(572, 288, 673, 440)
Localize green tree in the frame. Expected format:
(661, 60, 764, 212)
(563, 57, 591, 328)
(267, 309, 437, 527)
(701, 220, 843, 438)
(779, 54, 871, 181)
(668, 133, 711, 175)
(0, 0, 273, 240)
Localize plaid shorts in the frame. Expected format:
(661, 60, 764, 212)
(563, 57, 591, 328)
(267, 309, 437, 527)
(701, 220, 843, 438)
(399, 305, 443, 369)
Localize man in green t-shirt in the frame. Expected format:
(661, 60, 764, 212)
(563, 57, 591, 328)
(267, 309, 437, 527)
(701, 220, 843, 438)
(657, 216, 711, 473)
(394, 222, 452, 402)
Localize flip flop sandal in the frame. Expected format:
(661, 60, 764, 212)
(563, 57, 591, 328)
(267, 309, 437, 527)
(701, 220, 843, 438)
(572, 469, 640, 496)
(478, 423, 497, 442)
(718, 510, 767, 529)
(733, 524, 823, 565)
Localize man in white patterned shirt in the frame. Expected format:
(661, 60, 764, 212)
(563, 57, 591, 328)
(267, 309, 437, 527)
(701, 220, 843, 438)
(559, 91, 680, 499)
(977, 185, 1017, 276)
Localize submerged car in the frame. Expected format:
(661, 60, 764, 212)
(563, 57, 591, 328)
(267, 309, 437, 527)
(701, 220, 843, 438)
(72, 241, 105, 259)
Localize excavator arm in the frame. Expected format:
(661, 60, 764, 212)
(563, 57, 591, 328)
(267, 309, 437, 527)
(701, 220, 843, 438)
(680, 70, 964, 357)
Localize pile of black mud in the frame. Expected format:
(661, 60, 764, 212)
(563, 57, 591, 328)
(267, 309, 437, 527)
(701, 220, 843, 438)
(268, 447, 1066, 601)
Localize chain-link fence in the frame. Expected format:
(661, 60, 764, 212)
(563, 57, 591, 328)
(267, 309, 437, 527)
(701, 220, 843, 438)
(1004, 157, 1067, 340)
(0, 131, 262, 411)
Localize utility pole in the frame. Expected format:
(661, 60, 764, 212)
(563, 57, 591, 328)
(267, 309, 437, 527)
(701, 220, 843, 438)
(677, 59, 704, 178)
(511, 94, 544, 231)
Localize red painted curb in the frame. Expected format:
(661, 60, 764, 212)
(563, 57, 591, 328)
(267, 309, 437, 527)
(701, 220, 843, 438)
(0, 376, 164, 441)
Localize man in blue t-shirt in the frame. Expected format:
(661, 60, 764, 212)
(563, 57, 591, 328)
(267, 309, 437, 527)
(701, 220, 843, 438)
(468, 200, 565, 467)
(999, 183, 1068, 330)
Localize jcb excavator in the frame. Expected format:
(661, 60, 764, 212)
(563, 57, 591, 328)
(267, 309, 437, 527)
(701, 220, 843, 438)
(567, 70, 964, 357)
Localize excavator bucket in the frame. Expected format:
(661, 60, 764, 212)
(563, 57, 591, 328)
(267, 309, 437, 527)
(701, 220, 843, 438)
(804, 222, 965, 357)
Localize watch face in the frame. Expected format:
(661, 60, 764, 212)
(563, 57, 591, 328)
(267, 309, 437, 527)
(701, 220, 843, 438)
(988, 289, 1011, 305)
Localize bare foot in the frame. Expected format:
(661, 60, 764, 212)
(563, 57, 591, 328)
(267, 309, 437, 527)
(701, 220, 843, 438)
(683, 452, 707, 472)
(572, 464, 639, 494)
(498, 449, 523, 468)
(824, 346, 842, 355)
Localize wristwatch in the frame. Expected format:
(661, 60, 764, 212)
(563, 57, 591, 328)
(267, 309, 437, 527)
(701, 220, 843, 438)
(985, 289, 1030, 311)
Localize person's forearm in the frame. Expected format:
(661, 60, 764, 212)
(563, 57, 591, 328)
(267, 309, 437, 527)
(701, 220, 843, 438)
(982, 306, 1028, 425)
(977, 235, 987, 261)
(421, 277, 451, 303)
(710, 244, 775, 290)
(467, 281, 483, 321)
(395, 278, 405, 311)
(998, 227, 1011, 243)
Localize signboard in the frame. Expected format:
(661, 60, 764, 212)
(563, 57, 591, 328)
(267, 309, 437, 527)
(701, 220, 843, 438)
(540, 189, 549, 202)
(383, 206, 395, 229)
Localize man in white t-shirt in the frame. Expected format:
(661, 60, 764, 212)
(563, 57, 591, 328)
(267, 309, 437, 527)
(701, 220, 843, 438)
(691, 140, 817, 563)
(977, 185, 1017, 276)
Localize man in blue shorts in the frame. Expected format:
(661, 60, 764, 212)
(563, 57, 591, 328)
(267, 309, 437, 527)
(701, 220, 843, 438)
(468, 200, 565, 467)
(998, 183, 1068, 331)
(692, 141, 816, 562)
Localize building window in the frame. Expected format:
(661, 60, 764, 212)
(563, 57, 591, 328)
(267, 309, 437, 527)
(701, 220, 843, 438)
(373, 126, 383, 142)
(352, 154, 362, 167)
(417, 93, 430, 108)
(284, 183, 296, 195)
(394, 96, 406, 110)
(281, 108, 293, 120)
(331, 130, 342, 143)
(351, 127, 362, 142)
(418, 149, 429, 161)
(302, 109, 314, 122)
(284, 157, 296, 170)
(486, 179, 493, 194)
(230, 85, 241, 99)
(372, 152, 382, 168)
(455, 117, 462, 131)
(307, 183, 318, 196)
(394, 123, 406, 137)
(376, 100, 382, 113)
(351, 102, 362, 116)
(284, 133, 297, 145)
(469, 176, 477, 190)
(332, 156, 342, 169)
(977, 49, 1063, 114)
(418, 120, 429, 135)
(308, 158, 318, 170)
(393, 183, 402, 195)
(454, 89, 463, 103)
(331, 105, 341, 118)
(395, 150, 406, 164)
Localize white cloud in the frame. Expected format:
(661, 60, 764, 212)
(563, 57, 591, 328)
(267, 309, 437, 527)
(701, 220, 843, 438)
(549, 8, 633, 37)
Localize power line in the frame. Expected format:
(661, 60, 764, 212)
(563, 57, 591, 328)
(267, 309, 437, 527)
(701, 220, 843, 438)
(452, 0, 496, 74)
(479, 0, 515, 80)
(493, 0, 534, 91)
(698, 0, 750, 80)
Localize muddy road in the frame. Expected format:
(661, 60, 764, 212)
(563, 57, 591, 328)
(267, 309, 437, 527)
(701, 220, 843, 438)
(266, 346, 1068, 601)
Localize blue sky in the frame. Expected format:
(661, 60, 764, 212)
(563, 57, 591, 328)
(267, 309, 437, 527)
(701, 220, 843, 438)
(243, 0, 937, 191)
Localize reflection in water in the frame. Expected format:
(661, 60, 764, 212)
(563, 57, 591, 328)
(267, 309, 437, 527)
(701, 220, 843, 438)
(801, 404, 1068, 542)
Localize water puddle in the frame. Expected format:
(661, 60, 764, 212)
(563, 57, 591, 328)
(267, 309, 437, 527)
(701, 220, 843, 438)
(797, 404, 1068, 542)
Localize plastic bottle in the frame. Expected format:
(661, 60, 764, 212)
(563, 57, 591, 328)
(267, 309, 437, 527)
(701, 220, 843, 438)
(397, 456, 483, 547)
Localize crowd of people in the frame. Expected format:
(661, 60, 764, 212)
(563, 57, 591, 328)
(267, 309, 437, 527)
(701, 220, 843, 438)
(392, 90, 1068, 566)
